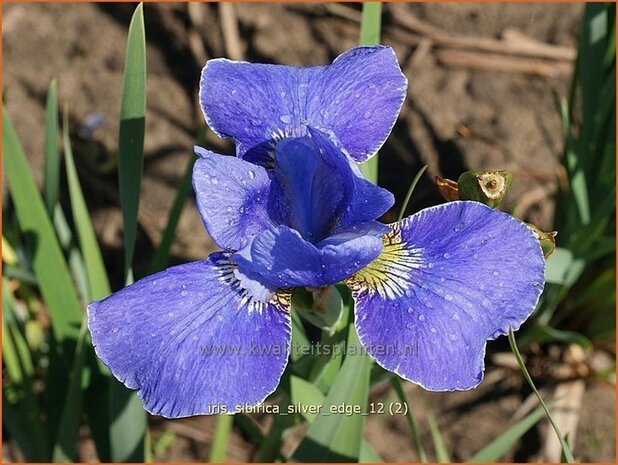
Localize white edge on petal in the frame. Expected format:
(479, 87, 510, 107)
(86, 262, 293, 419)
(334, 46, 408, 163)
(198, 47, 408, 164)
(350, 200, 545, 392)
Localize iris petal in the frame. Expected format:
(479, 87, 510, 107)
(305, 46, 407, 162)
(309, 130, 394, 229)
(193, 147, 273, 251)
(200, 46, 406, 164)
(87, 253, 291, 418)
(270, 129, 352, 241)
(348, 201, 545, 391)
(232, 225, 383, 289)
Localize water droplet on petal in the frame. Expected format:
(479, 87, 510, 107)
(445, 294, 453, 301)
(231, 89, 237, 95)
(440, 277, 445, 282)
(481, 238, 488, 244)
(226, 206, 233, 213)
(451, 312, 460, 321)
(180, 290, 188, 297)
(443, 252, 451, 259)
(112, 327, 119, 334)
(407, 308, 414, 314)
(473, 253, 479, 259)
(210, 176, 218, 184)
(418, 314, 426, 321)
(430, 327, 438, 333)
(239, 206, 245, 213)
(280, 114, 292, 124)
(248, 170, 256, 179)
(280, 90, 286, 97)
(492, 270, 499, 277)
(406, 323, 414, 330)
(427, 262, 434, 269)
(363, 110, 371, 119)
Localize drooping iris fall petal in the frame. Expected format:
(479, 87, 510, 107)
(88, 253, 291, 418)
(348, 201, 545, 391)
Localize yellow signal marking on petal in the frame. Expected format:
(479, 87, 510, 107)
(347, 223, 424, 300)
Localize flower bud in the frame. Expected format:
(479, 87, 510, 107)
(457, 170, 512, 208)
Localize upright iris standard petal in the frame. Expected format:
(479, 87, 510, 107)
(270, 131, 352, 241)
(193, 147, 273, 251)
(232, 225, 383, 289)
(306, 128, 394, 229)
(269, 128, 394, 242)
(88, 253, 291, 418)
(304, 46, 408, 162)
(200, 46, 407, 164)
(348, 201, 545, 391)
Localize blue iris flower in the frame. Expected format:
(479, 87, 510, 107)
(88, 47, 545, 418)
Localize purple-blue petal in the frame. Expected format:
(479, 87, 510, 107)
(199, 46, 406, 164)
(306, 128, 395, 227)
(305, 46, 407, 162)
(193, 147, 273, 251)
(87, 253, 291, 418)
(270, 129, 353, 241)
(232, 225, 383, 289)
(348, 201, 545, 391)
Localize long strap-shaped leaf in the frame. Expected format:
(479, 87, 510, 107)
(118, 2, 147, 285)
(3, 109, 84, 349)
(358, 2, 383, 183)
(291, 320, 372, 462)
(109, 3, 149, 462)
(43, 79, 59, 216)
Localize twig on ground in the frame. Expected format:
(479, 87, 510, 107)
(219, 3, 245, 61)
(409, 38, 433, 70)
(187, 3, 208, 65)
(390, 5, 576, 62)
(436, 49, 572, 78)
(542, 380, 585, 462)
(512, 184, 556, 219)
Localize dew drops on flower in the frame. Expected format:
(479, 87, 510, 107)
(88, 46, 546, 418)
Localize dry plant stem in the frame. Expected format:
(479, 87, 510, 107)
(390, 6, 576, 62)
(219, 3, 244, 61)
(187, 3, 208, 65)
(542, 380, 585, 462)
(436, 50, 572, 78)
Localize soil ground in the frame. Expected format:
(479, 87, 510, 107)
(3, 3, 615, 462)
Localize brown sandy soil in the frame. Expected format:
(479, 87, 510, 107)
(3, 3, 614, 462)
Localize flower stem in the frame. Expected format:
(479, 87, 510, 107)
(209, 414, 234, 462)
(390, 377, 428, 462)
(398, 165, 428, 221)
(508, 327, 575, 463)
